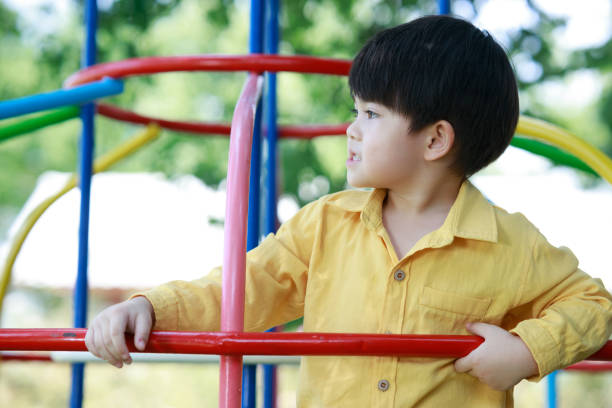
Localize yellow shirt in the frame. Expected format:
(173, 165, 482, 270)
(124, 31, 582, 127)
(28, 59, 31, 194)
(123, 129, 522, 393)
(141, 181, 612, 407)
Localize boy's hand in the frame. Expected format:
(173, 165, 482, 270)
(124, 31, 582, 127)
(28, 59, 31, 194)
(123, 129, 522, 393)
(84, 296, 154, 368)
(454, 322, 539, 391)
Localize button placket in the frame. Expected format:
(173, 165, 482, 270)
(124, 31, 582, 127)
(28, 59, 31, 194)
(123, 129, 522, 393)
(375, 261, 408, 405)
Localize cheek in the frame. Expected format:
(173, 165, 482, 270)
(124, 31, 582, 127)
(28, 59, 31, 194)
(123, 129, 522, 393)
(366, 140, 400, 162)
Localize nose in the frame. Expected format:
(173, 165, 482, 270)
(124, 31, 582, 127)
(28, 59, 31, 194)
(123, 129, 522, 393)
(346, 120, 361, 141)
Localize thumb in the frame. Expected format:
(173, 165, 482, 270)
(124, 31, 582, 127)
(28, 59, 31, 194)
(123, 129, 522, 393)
(133, 313, 152, 351)
(454, 354, 473, 373)
(465, 322, 498, 339)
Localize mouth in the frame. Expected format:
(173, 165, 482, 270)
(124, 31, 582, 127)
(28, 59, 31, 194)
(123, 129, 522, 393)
(348, 150, 361, 162)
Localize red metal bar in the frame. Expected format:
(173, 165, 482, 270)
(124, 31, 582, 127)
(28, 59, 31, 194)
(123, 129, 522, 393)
(278, 123, 348, 139)
(65, 55, 351, 88)
(1, 329, 611, 362)
(0, 352, 52, 362)
(0, 329, 480, 355)
(588, 339, 612, 361)
(564, 361, 612, 372)
(96, 103, 349, 138)
(97, 103, 231, 135)
(220, 73, 263, 408)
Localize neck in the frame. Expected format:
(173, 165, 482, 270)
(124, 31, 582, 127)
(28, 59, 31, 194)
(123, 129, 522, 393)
(385, 175, 464, 217)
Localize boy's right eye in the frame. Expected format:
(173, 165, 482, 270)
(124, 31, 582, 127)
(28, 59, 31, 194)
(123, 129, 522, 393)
(350, 108, 358, 118)
(365, 110, 379, 119)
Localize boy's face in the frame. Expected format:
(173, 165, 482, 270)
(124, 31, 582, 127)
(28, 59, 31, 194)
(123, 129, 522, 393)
(346, 98, 427, 190)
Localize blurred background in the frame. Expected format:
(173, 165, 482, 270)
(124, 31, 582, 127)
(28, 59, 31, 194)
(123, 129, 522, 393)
(1, 0, 611, 406)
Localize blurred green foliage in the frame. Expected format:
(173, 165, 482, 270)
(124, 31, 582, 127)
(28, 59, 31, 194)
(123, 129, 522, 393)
(1, 2, 611, 406)
(1, 0, 611, 239)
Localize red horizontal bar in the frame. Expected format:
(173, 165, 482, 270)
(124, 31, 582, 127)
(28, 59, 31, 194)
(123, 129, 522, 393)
(0, 329, 610, 361)
(0, 329, 479, 357)
(588, 340, 612, 361)
(0, 352, 52, 362)
(97, 103, 348, 138)
(65, 55, 352, 88)
(565, 361, 612, 372)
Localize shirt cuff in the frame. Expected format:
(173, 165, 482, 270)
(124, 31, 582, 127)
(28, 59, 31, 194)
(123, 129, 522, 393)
(510, 319, 560, 382)
(129, 287, 180, 330)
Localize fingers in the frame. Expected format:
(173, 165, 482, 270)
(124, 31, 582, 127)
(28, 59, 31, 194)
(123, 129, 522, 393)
(454, 355, 473, 373)
(454, 322, 487, 374)
(85, 303, 133, 368)
(84, 327, 100, 359)
(96, 322, 124, 368)
(464, 322, 498, 338)
(85, 322, 111, 364)
(109, 314, 132, 366)
(84, 298, 155, 368)
(133, 311, 152, 351)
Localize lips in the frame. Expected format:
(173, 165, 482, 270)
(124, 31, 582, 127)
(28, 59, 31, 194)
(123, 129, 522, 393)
(348, 148, 361, 162)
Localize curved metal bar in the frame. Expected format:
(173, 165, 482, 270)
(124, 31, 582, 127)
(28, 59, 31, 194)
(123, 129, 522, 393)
(96, 102, 347, 138)
(96, 103, 232, 134)
(96, 102, 607, 181)
(65, 55, 351, 87)
(220, 73, 264, 408)
(517, 117, 612, 184)
(243, 3, 265, 407)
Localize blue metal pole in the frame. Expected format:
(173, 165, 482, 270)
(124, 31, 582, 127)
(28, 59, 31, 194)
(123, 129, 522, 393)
(0, 78, 123, 120)
(70, 0, 97, 407)
(263, 0, 280, 407)
(546, 371, 558, 408)
(243, 0, 265, 406)
(438, 0, 451, 15)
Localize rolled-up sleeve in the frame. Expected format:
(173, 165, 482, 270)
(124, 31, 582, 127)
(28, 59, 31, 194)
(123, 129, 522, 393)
(509, 229, 612, 380)
(132, 199, 321, 332)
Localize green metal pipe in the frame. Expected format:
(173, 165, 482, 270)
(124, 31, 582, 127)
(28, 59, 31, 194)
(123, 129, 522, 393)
(0, 105, 80, 143)
(511, 135, 598, 177)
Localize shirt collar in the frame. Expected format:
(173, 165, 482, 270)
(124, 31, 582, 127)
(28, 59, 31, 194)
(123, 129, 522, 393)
(446, 180, 498, 243)
(332, 180, 498, 244)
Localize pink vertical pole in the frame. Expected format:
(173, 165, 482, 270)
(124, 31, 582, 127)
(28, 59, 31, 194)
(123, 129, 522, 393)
(220, 73, 263, 408)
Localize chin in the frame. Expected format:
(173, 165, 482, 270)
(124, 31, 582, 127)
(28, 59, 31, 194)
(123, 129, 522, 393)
(346, 177, 370, 189)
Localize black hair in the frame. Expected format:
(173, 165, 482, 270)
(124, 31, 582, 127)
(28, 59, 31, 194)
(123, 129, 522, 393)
(349, 15, 519, 177)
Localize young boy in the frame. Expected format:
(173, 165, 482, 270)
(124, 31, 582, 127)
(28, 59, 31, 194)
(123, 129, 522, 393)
(86, 15, 612, 407)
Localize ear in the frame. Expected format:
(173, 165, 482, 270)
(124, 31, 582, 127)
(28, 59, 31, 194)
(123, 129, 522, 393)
(423, 120, 455, 162)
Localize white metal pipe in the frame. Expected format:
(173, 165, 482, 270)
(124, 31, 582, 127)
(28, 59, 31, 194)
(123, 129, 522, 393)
(49, 352, 300, 365)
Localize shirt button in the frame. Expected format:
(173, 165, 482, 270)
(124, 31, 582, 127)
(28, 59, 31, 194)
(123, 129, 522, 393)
(394, 270, 406, 281)
(378, 379, 390, 392)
